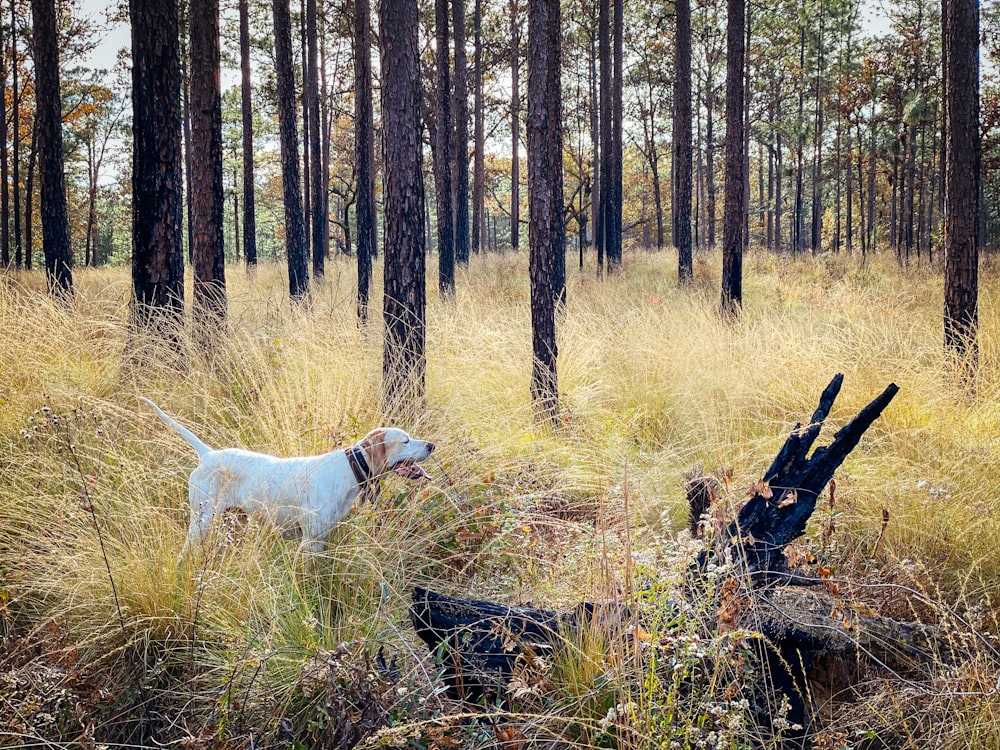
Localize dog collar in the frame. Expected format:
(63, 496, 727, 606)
(346, 444, 373, 486)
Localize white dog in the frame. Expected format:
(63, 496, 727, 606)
(141, 398, 435, 554)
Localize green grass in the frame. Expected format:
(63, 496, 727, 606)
(1, 249, 1000, 748)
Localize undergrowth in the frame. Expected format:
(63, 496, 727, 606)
(0, 248, 999, 748)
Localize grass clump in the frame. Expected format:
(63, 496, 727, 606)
(1, 249, 999, 747)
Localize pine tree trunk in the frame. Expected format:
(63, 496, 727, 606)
(766, 95, 776, 250)
(606, 0, 623, 269)
(435, 0, 455, 295)
(852, 122, 874, 258)
(31, 0, 72, 297)
(189, 0, 226, 330)
(775, 117, 783, 253)
(674, 0, 692, 279)
(721, 0, 745, 316)
(273, 0, 310, 299)
(597, 0, 610, 271)
(695, 77, 703, 248)
(705, 79, 716, 248)
(865, 108, 876, 253)
(11, 0, 20, 268)
(927, 125, 939, 264)
(810, 7, 824, 254)
(794, 25, 804, 253)
(233, 163, 240, 262)
(86, 140, 97, 266)
(23, 121, 34, 269)
(453, 0, 470, 265)
(890, 152, 899, 257)
(472, 0, 485, 255)
(306, 0, 324, 277)
(903, 122, 917, 262)
(758, 141, 765, 238)
(846, 120, 854, 255)
(834, 128, 841, 255)
(0, 25, 8, 267)
(354, 0, 376, 322)
(527, 0, 562, 420)
(942, 0, 980, 367)
(130, 0, 185, 330)
(300, 0, 311, 257)
(741, 8, 750, 252)
(320, 24, 332, 261)
(589, 25, 599, 252)
(380, 0, 427, 417)
(510, 7, 520, 253)
(180, 0, 194, 263)
(239, 0, 257, 267)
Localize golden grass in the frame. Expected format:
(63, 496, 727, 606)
(1, 248, 1000, 747)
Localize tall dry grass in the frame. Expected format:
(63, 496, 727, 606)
(1, 249, 999, 747)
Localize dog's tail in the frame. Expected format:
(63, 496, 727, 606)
(140, 397, 213, 458)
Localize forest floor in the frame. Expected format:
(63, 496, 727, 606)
(1, 248, 1000, 748)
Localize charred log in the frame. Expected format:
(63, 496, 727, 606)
(702, 373, 898, 579)
(409, 376, 920, 742)
(410, 586, 627, 704)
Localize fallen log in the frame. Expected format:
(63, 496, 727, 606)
(410, 375, 916, 738)
(410, 586, 628, 704)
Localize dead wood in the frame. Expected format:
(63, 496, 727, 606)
(406, 375, 963, 744)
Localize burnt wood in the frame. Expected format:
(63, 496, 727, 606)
(410, 376, 904, 739)
(720, 373, 898, 577)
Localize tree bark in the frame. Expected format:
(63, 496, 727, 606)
(794, 25, 805, 253)
(774, 86, 783, 253)
(0, 22, 8, 267)
(23, 120, 34, 269)
(435, 0, 455, 296)
(189, 0, 226, 331)
(511, 4, 520, 253)
(589, 24, 599, 254)
(180, 0, 194, 263)
(306, 0, 324, 277)
(300, 0, 311, 257)
(320, 18, 332, 262)
(942, 0, 980, 369)
(741, 8, 750, 252)
(380, 0, 427, 417)
(130, 0, 185, 331)
(705, 76, 717, 249)
(721, 0, 745, 317)
(527, 0, 562, 420)
(31, 0, 73, 297)
(10, 0, 20, 268)
(674, 0, 692, 280)
(606, 0, 623, 269)
(239, 0, 257, 267)
(273, 0, 310, 300)
(597, 0, 609, 272)
(354, 0, 376, 323)
(472, 0, 485, 255)
(453, 0, 470, 265)
(810, 6, 825, 254)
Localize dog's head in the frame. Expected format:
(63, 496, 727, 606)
(359, 428, 435, 481)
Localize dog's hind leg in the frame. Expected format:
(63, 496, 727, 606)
(179, 481, 216, 559)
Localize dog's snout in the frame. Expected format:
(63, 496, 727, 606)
(426, 441, 436, 453)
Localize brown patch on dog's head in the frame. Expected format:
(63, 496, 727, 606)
(359, 428, 389, 474)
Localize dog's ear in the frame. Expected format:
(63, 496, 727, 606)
(360, 428, 389, 471)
